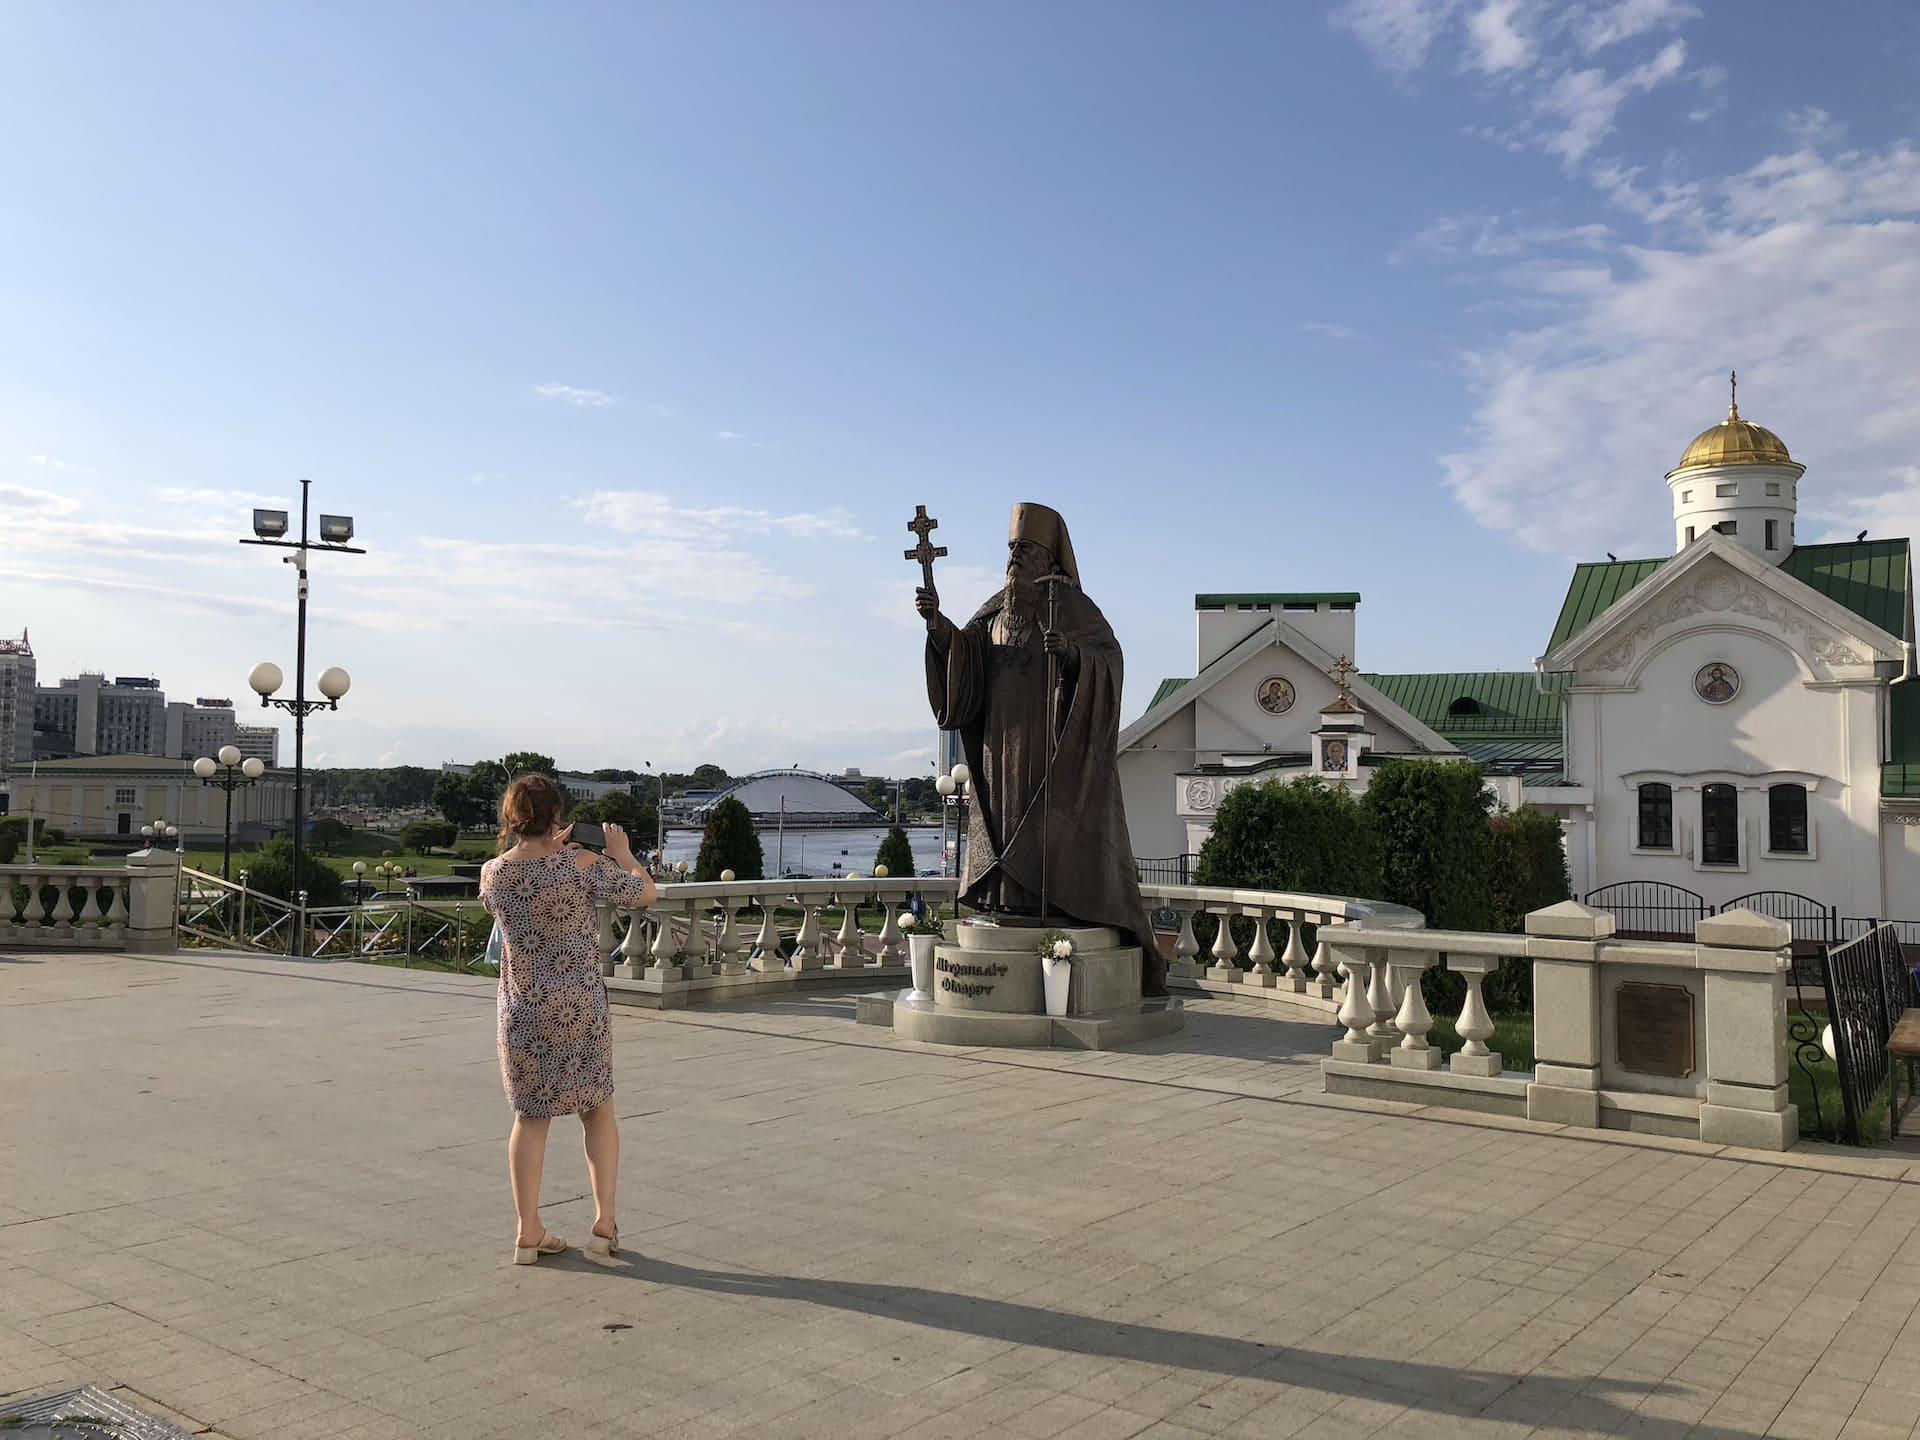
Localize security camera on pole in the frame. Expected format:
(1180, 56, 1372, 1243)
(241, 480, 363, 955)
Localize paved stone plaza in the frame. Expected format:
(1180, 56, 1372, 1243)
(6, 951, 1920, 1438)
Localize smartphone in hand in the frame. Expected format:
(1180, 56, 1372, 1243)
(567, 821, 607, 851)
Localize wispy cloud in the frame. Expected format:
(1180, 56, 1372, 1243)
(573, 490, 860, 542)
(154, 485, 285, 508)
(1299, 321, 1368, 342)
(26, 454, 96, 475)
(533, 382, 615, 407)
(0, 482, 79, 516)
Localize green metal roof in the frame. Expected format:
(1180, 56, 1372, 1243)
(1148, 677, 1191, 709)
(1454, 737, 1565, 764)
(1780, 540, 1912, 640)
(1546, 557, 1670, 654)
(1194, 593, 1360, 609)
(1547, 540, 1914, 656)
(1361, 671, 1562, 741)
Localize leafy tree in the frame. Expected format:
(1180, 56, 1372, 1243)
(401, 819, 458, 853)
(308, 817, 354, 854)
(432, 773, 493, 830)
(861, 777, 891, 813)
(694, 796, 762, 881)
(467, 759, 508, 792)
(690, 763, 731, 789)
(590, 768, 642, 783)
(1361, 760, 1494, 932)
(1490, 806, 1571, 934)
(500, 751, 557, 778)
(575, 790, 658, 844)
(243, 837, 346, 906)
(874, 825, 915, 877)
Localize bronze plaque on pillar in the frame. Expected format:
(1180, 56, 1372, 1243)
(1614, 981, 1695, 1078)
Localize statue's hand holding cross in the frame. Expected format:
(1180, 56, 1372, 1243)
(906, 504, 949, 634)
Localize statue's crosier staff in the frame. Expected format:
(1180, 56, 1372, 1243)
(1035, 571, 1074, 927)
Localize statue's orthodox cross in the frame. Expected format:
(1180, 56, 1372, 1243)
(904, 504, 947, 588)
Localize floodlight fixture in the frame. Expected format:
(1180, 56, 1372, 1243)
(318, 514, 355, 544)
(252, 509, 290, 539)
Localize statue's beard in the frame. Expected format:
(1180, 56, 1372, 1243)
(998, 574, 1038, 644)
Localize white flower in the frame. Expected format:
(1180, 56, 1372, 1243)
(1052, 939, 1073, 959)
(899, 915, 918, 931)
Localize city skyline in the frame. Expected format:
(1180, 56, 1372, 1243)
(5, 3, 1919, 772)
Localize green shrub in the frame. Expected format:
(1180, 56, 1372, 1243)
(1490, 806, 1571, 933)
(874, 825, 915, 878)
(695, 796, 763, 881)
(400, 819, 458, 853)
(242, 837, 346, 906)
(1362, 759, 1493, 932)
(1193, 775, 1383, 897)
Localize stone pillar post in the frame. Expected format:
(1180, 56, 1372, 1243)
(1524, 900, 1616, 1128)
(1695, 908, 1798, 1150)
(124, 849, 180, 954)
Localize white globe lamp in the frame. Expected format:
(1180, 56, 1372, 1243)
(218, 744, 242, 767)
(248, 662, 283, 698)
(241, 757, 265, 780)
(316, 667, 351, 702)
(193, 757, 217, 779)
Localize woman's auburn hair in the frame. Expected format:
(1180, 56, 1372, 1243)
(498, 773, 566, 853)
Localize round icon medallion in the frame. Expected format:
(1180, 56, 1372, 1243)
(1694, 662, 1740, 704)
(1256, 676, 1296, 715)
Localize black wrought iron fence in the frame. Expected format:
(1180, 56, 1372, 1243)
(1584, 881, 1712, 940)
(1813, 924, 1916, 1145)
(1135, 854, 1197, 886)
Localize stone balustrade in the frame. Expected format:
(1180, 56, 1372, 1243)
(597, 876, 962, 1007)
(1320, 900, 1802, 1151)
(1137, 883, 1425, 1010)
(1, 848, 177, 952)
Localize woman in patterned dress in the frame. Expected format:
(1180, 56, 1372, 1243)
(481, 774, 656, 1264)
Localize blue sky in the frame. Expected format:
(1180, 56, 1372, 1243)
(5, 2, 1919, 774)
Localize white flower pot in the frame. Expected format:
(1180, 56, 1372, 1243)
(1042, 955, 1072, 1017)
(907, 933, 937, 1001)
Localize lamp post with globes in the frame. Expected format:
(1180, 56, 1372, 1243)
(242, 479, 362, 957)
(194, 745, 267, 881)
(935, 763, 971, 879)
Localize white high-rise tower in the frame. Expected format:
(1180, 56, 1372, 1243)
(1667, 371, 1804, 562)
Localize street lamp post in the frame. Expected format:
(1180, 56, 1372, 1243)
(242, 479, 362, 956)
(935, 763, 971, 879)
(194, 745, 267, 881)
(351, 860, 368, 904)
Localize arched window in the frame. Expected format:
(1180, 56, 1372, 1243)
(1637, 782, 1673, 849)
(1447, 696, 1482, 716)
(1701, 784, 1739, 866)
(1768, 784, 1808, 854)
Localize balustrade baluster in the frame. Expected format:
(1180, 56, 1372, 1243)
(1365, 949, 1395, 1056)
(1208, 908, 1242, 981)
(616, 910, 651, 979)
(876, 894, 904, 966)
(1389, 954, 1442, 1070)
(648, 900, 682, 981)
(1311, 919, 1342, 999)
(1244, 907, 1278, 987)
(1279, 912, 1310, 992)
(1172, 906, 1200, 979)
(1447, 956, 1503, 1077)
(791, 899, 825, 970)
(715, 899, 746, 975)
(33, 877, 56, 927)
(103, 877, 128, 934)
(750, 900, 784, 974)
(681, 899, 712, 975)
(832, 891, 867, 969)
(1331, 945, 1377, 1062)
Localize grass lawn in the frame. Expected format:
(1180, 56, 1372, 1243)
(1425, 1012, 1878, 1143)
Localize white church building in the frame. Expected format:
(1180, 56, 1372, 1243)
(1119, 381, 1919, 932)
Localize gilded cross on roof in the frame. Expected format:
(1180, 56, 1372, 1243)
(904, 504, 947, 588)
(1326, 654, 1360, 714)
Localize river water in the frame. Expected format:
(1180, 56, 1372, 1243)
(653, 823, 957, 879)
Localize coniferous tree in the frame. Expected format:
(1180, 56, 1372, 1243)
(695, 797, 763, 881)
(875, 825, 915, 877)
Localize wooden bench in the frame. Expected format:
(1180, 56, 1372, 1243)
(1891, 1009, 1920, 1061)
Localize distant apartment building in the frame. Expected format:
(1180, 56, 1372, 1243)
(34, 674, 166, 757)
(0, 630, 34, 773)
(164, 697, 238, 760)
(233, 724, 281, 766)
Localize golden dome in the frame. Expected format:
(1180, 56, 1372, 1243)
(1670, 371, 1798, 474)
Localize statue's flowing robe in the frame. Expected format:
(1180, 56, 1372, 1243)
(926, 586, 1167, 997)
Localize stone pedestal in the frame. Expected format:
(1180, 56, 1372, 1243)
(882, 921, 1183, 1050)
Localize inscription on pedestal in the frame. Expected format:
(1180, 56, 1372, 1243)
(936, 955, 1010, 999)
(1615, 981, 1696, 1078)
